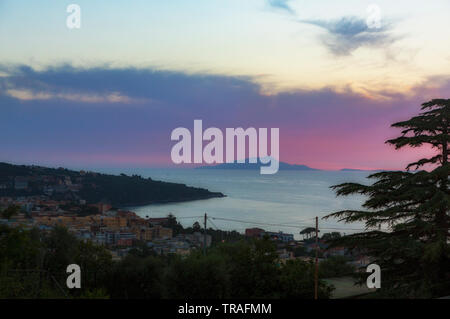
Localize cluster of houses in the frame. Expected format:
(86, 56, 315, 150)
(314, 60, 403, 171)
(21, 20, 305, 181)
(0, 196, 213, 259)
(1, 195, 369, 266)
(0, 173, 85, 200)
(244, 227, 371, 268)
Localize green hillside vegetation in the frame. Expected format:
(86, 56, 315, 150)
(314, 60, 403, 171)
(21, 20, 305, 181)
(0, 162, 224, 206)
(0, 224, 334, 299)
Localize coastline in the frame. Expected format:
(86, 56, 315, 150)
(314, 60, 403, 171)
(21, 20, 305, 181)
(118, 192, 226, 208)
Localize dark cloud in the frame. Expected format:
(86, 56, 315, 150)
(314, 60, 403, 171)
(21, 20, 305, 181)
(0, 64, 263, 120)
(266, 2, 398, 56)
(267, 0, 294, 15)
(301, 16, 398, 56)
(0, 64, 447, 168)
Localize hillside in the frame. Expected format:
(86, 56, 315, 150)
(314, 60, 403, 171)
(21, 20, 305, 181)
(0, 162, 224, 206)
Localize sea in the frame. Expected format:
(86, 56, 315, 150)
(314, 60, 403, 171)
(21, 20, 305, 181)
(94, 168, 373, 240)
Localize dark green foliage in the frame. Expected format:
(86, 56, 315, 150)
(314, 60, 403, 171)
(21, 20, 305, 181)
(0, 205, 21, 219)
(78, 172, 224, 206)
(162, 214, 184, 236)
(192, 221, 202, 232)
(280, 259, 333, 298)
(161, 215, 245, 244)
(162, 238, 333, 299)
(326, 99, 450, 297)
(215, 239, 281, 298)
(128, 240, 157, 258)
(164, 252, 230, 299)
(43, 226, 79, 277)
(321, 232, 341, 242)
(104, 255, 165, 299)
(0, 225, 41, 271)
(292, 245, 308, 257)
(318, 256, 355, 278)
(300, 227, 316, 240)
(0, 226, 334, 299)
(74, 240, 113, 290)
(0, 162, 224, 206)
(0, 225, 115, 298)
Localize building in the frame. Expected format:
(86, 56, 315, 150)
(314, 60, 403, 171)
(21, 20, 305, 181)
(305, 241, 328, 253)
(148, 217, 169, 226)
(349, 255, 372, 269)
(153, 225, 173, 239)
(277, 248, 295, 262)
(149, 238, 192, 256)
(261, 231, 294, 243)
(102, 216, 127, 229)
(94, 232, 107, 245)
(101, 231, 136, 245)
(131, 226, 154, 241)
(117, 238, 133, 247)
(324, 246, 347, 258)
(245, 227, 265, 237)
(88, 215, 127, 230)
(184, 232, 212, 248)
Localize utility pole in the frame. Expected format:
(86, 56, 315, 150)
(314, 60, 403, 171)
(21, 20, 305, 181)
(203, 213, 207, 255)
(314, 216, 319, 300)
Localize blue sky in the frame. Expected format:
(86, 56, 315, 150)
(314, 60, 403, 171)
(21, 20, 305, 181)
(2, 0, 449, 93)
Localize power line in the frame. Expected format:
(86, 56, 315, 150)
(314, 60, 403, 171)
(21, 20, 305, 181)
(211, 216, 309, 229)
(210, 216, 367, 232)
(207, 217, 220, 231)
(277, 217, 317, 224)
(207, 217, 224, 242)
(319, 226, 368, 231)
(151, 213, 368, 232)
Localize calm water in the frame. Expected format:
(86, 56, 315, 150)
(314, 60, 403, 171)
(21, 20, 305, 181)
(96, 168, 372, 240)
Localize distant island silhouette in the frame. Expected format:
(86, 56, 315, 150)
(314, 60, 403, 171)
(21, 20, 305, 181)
(196, 159, 385, 172)
(196, 159, 320, 171)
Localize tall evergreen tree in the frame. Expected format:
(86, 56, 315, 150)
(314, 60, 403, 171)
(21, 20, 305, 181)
(325, 99, 449, 297)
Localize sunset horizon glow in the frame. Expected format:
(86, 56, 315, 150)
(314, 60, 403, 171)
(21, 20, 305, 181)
(1, 0, 449, 171)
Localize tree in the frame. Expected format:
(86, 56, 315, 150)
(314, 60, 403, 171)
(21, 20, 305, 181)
(300, 227, 316, 240)
(104, 255, 165, 299)
(325, 99, 449, 297)
(1, 205, 20, 220)
(292, 245, 307, 257)
(215, 238, 281, 298)
(43, 226, 78, 279)
(0, 225, 57, 298)
(318, 256, 355, 278)
(192, 221, 202, 232)
(164, 252, 230, 299)
(75, 240, 113, 290)
(280, 259, 333, 298)
(321, 232, 341, 242)
(164, 214, 184, 236)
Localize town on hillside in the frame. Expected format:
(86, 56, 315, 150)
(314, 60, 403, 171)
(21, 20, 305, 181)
(1, 192, 371, 272)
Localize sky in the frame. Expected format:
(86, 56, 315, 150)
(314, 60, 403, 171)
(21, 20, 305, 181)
(0, 0, 449, 170)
